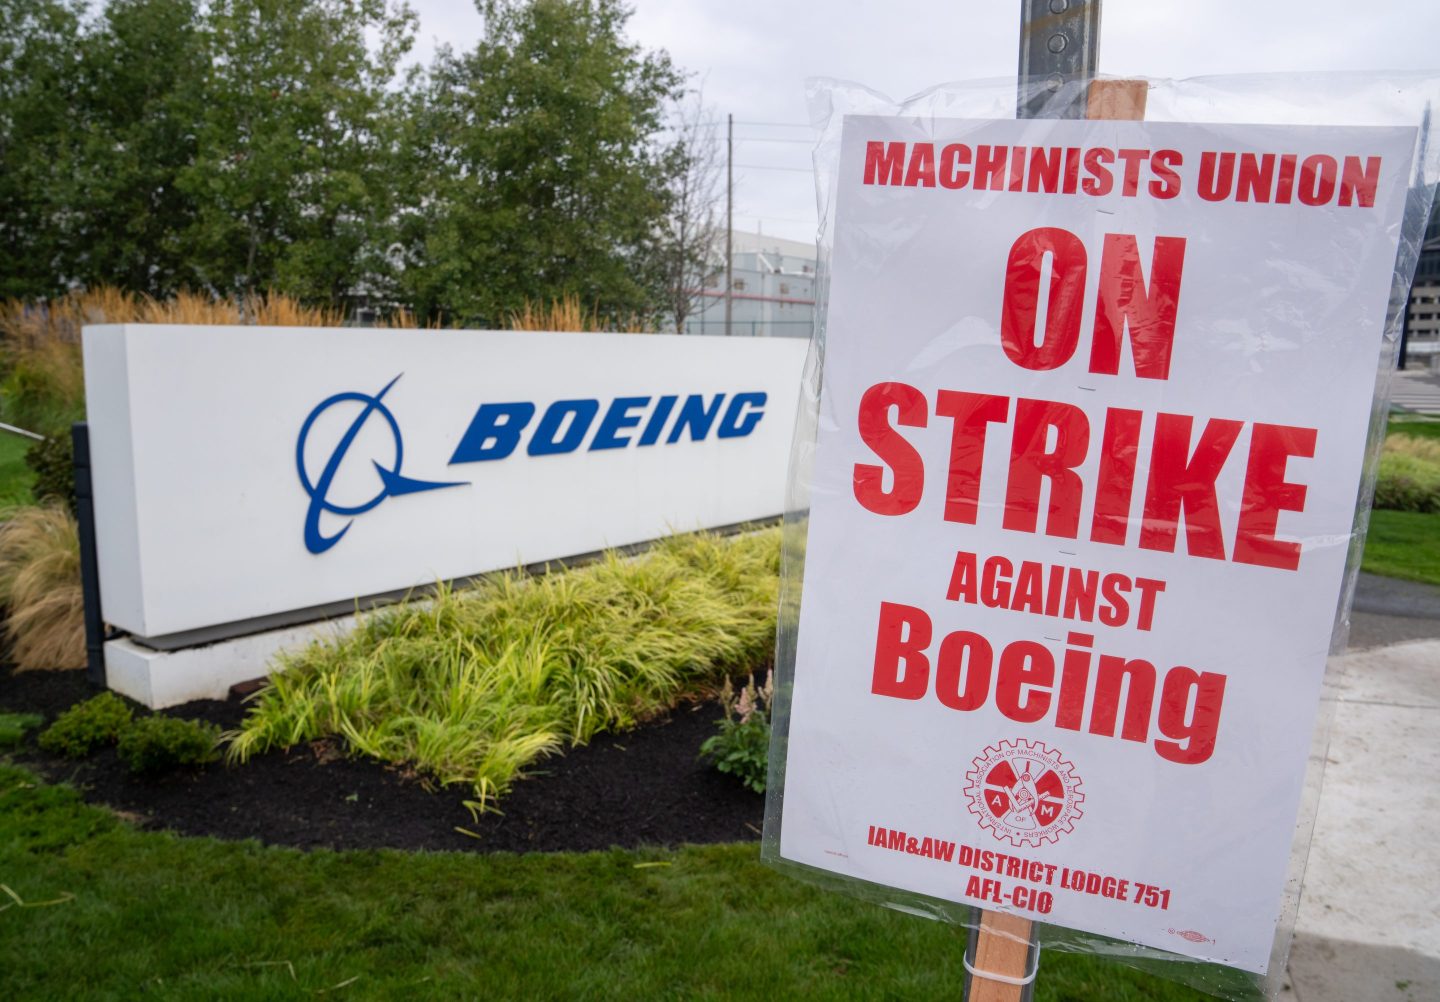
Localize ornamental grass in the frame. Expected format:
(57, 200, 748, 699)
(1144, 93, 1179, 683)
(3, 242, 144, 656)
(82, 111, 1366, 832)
(229, 528, 781, 810)
(0, 504, 85, 671)
(0, 288, 353, 439)
(508, 292, 654, 333)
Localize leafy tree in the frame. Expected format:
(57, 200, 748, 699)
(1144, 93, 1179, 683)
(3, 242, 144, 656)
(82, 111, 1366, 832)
(67, 0, 206, 296)
(397, 0, 685, 326)
(178, 0, 416, 301)
(0, 0, 87, 298)
(2, 0, 690, 320)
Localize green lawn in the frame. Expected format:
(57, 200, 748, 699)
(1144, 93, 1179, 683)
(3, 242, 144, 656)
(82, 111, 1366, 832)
(1363, 419, 1440, 585)
(1362, 509, 1440, 585)
(0, 432, 34, 508)
(1387, 416, 1440, 441)
(0, 764, 1220, 1001)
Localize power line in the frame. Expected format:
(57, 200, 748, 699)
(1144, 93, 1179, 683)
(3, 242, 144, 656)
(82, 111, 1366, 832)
(734, 163, 812, 173)
(694, 119, 810, 129)
(732, 214, 818, 225)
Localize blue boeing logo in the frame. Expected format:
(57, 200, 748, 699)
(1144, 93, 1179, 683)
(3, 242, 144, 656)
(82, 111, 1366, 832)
(297, 375, 770, 555)
(296, 374, 466, 555)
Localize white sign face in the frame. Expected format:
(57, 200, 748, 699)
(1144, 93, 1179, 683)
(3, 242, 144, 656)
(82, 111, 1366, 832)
(776, 117, 1414, 972)
(84, 326, 806, 639)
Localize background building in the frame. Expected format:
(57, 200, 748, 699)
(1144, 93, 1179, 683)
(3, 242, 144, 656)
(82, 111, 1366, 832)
(686, 230, 816, 338)
(1405, 206, 1440, 364)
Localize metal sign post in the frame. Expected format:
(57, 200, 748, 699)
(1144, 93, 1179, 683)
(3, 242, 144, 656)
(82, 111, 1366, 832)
(1016, 0, 1101, 120)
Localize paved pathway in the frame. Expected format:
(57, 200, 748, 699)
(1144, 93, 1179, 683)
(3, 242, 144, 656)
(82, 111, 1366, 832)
(1389, 369, 1440, 416)
(1285, 579, 1440, 1001)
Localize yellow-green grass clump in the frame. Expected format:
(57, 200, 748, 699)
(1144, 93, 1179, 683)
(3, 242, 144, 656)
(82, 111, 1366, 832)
(230, 529, 781, 810)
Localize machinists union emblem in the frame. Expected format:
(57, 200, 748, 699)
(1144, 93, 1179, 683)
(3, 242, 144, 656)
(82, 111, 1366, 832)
(964, 739, 1084, 848)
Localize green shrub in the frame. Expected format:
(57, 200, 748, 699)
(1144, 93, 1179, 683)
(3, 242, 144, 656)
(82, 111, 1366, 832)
(1375, 448, 1440, 512)
(0, 338, 85, 439)
(117, 716, 221, 774)
(0, 712, 43, 747)
(231, 528, 781, 809)
(25, 433, 75, 511)
(700, 673, 772, 794)
(38, 691, 133, 758)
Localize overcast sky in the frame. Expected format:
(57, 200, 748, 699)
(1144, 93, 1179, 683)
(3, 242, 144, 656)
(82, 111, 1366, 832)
(406, 0, 1439, 243)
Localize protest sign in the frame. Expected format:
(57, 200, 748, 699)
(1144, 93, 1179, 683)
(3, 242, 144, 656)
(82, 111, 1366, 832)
(772, 115, 1415, 974)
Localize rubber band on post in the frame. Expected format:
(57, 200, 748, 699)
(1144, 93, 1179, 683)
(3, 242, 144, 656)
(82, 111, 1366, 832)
(962, 908, 1041, 996)
(962, 952, 1040, 987)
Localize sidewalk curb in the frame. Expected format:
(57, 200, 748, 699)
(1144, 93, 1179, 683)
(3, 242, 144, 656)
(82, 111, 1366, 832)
(1352, 572, 1440, 620)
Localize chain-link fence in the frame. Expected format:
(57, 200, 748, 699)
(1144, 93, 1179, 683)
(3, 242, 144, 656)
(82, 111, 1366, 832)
(681, 319, 813, 338)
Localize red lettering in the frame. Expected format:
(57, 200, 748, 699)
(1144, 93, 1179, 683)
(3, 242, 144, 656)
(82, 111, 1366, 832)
(1008, 146, 1026, 191)
(1090, 407, 1144, 545)
(982, 556, 1013, 608)
(1233, 423, 1317, 571)
(904, 143, 937, 187)
(1062, 147, 1081, 194)
(996, 641, 1054, 723)
(1197, 151, 1234, 202)
(1116, 148, 1150, 197)
(863, 141, 906, 185)
(1155, 668, 1227, 765)
(1063, 569, 1098, 621)
(1299, 154, 1338, 206)
(1027, 147, 1061, 193)
(1090, 233, 1187, 380)
(1090, 655, 1156, 742)
(1140, 414, 1244, 559)
(1149, 150, 1182, 199)
(1133, 578, 1166, 631)
(1236, 153, 1275, 203)
(1098, 574, 1129, 627)
(872, 602, 931, 700)
(936, 391, 1009, 524)
(1013, 561, 1044, 614)
(1056, 632, 1092, 730)
(1000, 227, 1088, 371)
(946, 551, 978, 602)
(854, 382, 928, 516)
(1004, 399, 1089, 537)
(1275, 153, 1298, 204)
(1081, 147, 1114, 196)
(940, 143, 972, 189)
(975, 145, 1008, 190)
(935, 631, 993, 711)
(1339, 155, 1381, 208)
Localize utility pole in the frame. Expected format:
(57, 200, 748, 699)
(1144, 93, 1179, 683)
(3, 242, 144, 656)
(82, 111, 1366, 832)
(726, 112, 734, 337)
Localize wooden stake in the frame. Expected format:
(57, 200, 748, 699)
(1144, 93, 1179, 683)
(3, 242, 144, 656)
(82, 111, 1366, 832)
(968, 911, 1036, 1002)
(1087, 78, 1149, 121)
(964, 73, 1148, 1002)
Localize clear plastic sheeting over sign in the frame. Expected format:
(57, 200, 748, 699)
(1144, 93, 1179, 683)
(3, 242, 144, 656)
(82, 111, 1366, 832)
(762, 74, 1440, 1001)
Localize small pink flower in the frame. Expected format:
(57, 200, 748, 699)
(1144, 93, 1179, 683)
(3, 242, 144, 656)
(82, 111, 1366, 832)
(737, 685, 757, 724)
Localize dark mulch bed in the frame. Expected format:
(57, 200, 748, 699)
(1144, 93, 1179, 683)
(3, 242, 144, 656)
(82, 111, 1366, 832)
(0, 663, 764, 854)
